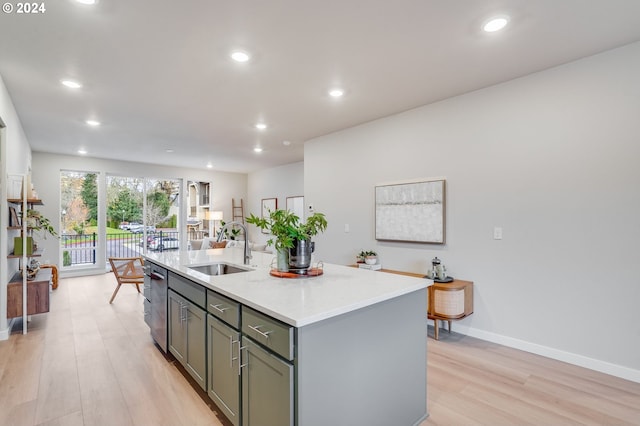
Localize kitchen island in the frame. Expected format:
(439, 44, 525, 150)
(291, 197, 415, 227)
(144, 247, 429, 426)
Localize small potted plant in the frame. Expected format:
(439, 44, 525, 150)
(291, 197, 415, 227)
(219, 220, 241, 240)
(25, 209, 59, 239)
(15, 209, 58, 255)
(363, 250, 378, 265)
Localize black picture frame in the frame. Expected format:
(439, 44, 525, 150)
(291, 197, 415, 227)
(9, 207, 20, 227)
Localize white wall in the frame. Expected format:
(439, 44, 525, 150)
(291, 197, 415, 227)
(0, 76, 31, 176)
(31, 152, 247, 274)
(0, 74, 33, 339)
(247, 162, 304, 244)
(305, 42, 640, 381)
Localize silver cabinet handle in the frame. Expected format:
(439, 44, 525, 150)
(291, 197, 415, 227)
(239, 344, 248, 373)
(230, 336, 239, 368)
(180, 303, 188, 324)
(210, 303, 229, 314)
(247, 324, 272, 339)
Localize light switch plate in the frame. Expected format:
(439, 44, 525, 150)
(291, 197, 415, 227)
(493, 226, 503, 240)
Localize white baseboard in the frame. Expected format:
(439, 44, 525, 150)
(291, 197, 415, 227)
(0, 318, 16, 341)
(60, 268, 107, 279)
(451, 324, 640, 384)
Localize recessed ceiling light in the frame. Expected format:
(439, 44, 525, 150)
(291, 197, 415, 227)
(483, 16, 509, 32)
(78, 149, 88, 155)
(61, 79, 82, 89)
(206, 163, 213, 169)
(231, 51, 250, 63)
(253, 147, 263, 153)
(76, 0, 97, 5)
(255, 123, 267, 130)
(329, 89, 344, 98)
(282, 140, 291, 146)
(85, 120, 100, 126)
(165, 149, 174, 153)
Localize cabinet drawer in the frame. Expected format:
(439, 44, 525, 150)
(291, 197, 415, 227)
(207, 290, 240, 329)
(242, 306, 294, 361)
(168, 272, 205, 308)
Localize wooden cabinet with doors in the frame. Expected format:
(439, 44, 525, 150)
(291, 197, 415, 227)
(428, 279, 474, 340)
(6, 268, 51, 318)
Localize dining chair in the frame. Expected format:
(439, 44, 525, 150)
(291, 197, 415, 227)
(108, 257, 144, 303)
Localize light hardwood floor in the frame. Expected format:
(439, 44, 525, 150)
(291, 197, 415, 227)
(1, 273, 639, 426)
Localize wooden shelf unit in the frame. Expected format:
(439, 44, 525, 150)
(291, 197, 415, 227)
(7, 198, 43, 205)
(7, 249, 43, 259)
(6, 195, 51, 328)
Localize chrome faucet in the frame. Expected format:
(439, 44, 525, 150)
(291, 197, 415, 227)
(217, 221, 252, 265)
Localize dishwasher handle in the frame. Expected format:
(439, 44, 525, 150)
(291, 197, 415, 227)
(150, 272, 165, 281)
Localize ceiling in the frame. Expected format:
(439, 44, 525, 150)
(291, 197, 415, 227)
(1, 1, 640, 174)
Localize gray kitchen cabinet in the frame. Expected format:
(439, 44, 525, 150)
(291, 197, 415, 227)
(146, 255, 427, 426)
(168, 290, 186, 364)
(241, 336, 293, 426)
(168, 289, 207, 391)
(207, 314, 241, 426)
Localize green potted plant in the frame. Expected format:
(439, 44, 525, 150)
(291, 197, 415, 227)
(362, 250, 378, 265)
(357, 250, 377, 264)
(246, 209, 327, 271)
(218, 220, 241, 240)
(25, 209, 59, 239)
(15, 209, 59, 255)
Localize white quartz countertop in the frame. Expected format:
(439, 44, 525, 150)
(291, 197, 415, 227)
(144, 248, 430, 327)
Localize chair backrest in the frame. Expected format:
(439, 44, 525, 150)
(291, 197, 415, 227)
(109, 257, 144, 283)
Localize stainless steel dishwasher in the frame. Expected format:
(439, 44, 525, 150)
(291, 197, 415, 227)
(144, 261, 168, 352)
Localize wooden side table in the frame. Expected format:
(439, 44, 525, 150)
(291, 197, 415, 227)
(428, 279, 473, 340)
(348, 265, 474, 340)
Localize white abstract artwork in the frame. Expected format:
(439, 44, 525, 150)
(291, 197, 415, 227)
(286, 196, 304, 220)
(375, 179, 445, 243)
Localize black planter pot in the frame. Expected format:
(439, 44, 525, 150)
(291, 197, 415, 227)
(289, 239, 315, 270)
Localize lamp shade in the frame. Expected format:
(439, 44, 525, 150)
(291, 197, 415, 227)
(207, 211, 224, 221)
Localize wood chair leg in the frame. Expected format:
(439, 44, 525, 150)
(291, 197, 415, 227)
(109, 284, 122, 304)
(434, 319, 439, 340)
(447, 320, 452, 333)
(135, 283, 141, 293)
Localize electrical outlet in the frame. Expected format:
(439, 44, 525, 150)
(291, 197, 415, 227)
(493, 226, 503, 240)
(344, 224, 350, 233)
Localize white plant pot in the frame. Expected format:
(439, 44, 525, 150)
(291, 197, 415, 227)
(365, 257, 377, 265)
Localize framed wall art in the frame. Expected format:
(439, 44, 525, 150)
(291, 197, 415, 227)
(375, 179, 445, 244)
(286, 196, 304, 219)
(7, 175, 23, 199)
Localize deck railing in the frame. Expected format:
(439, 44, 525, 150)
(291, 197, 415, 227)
(61, 231, 180, 267)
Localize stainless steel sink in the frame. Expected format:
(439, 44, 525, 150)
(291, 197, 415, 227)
(188, 263, 251, 276)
